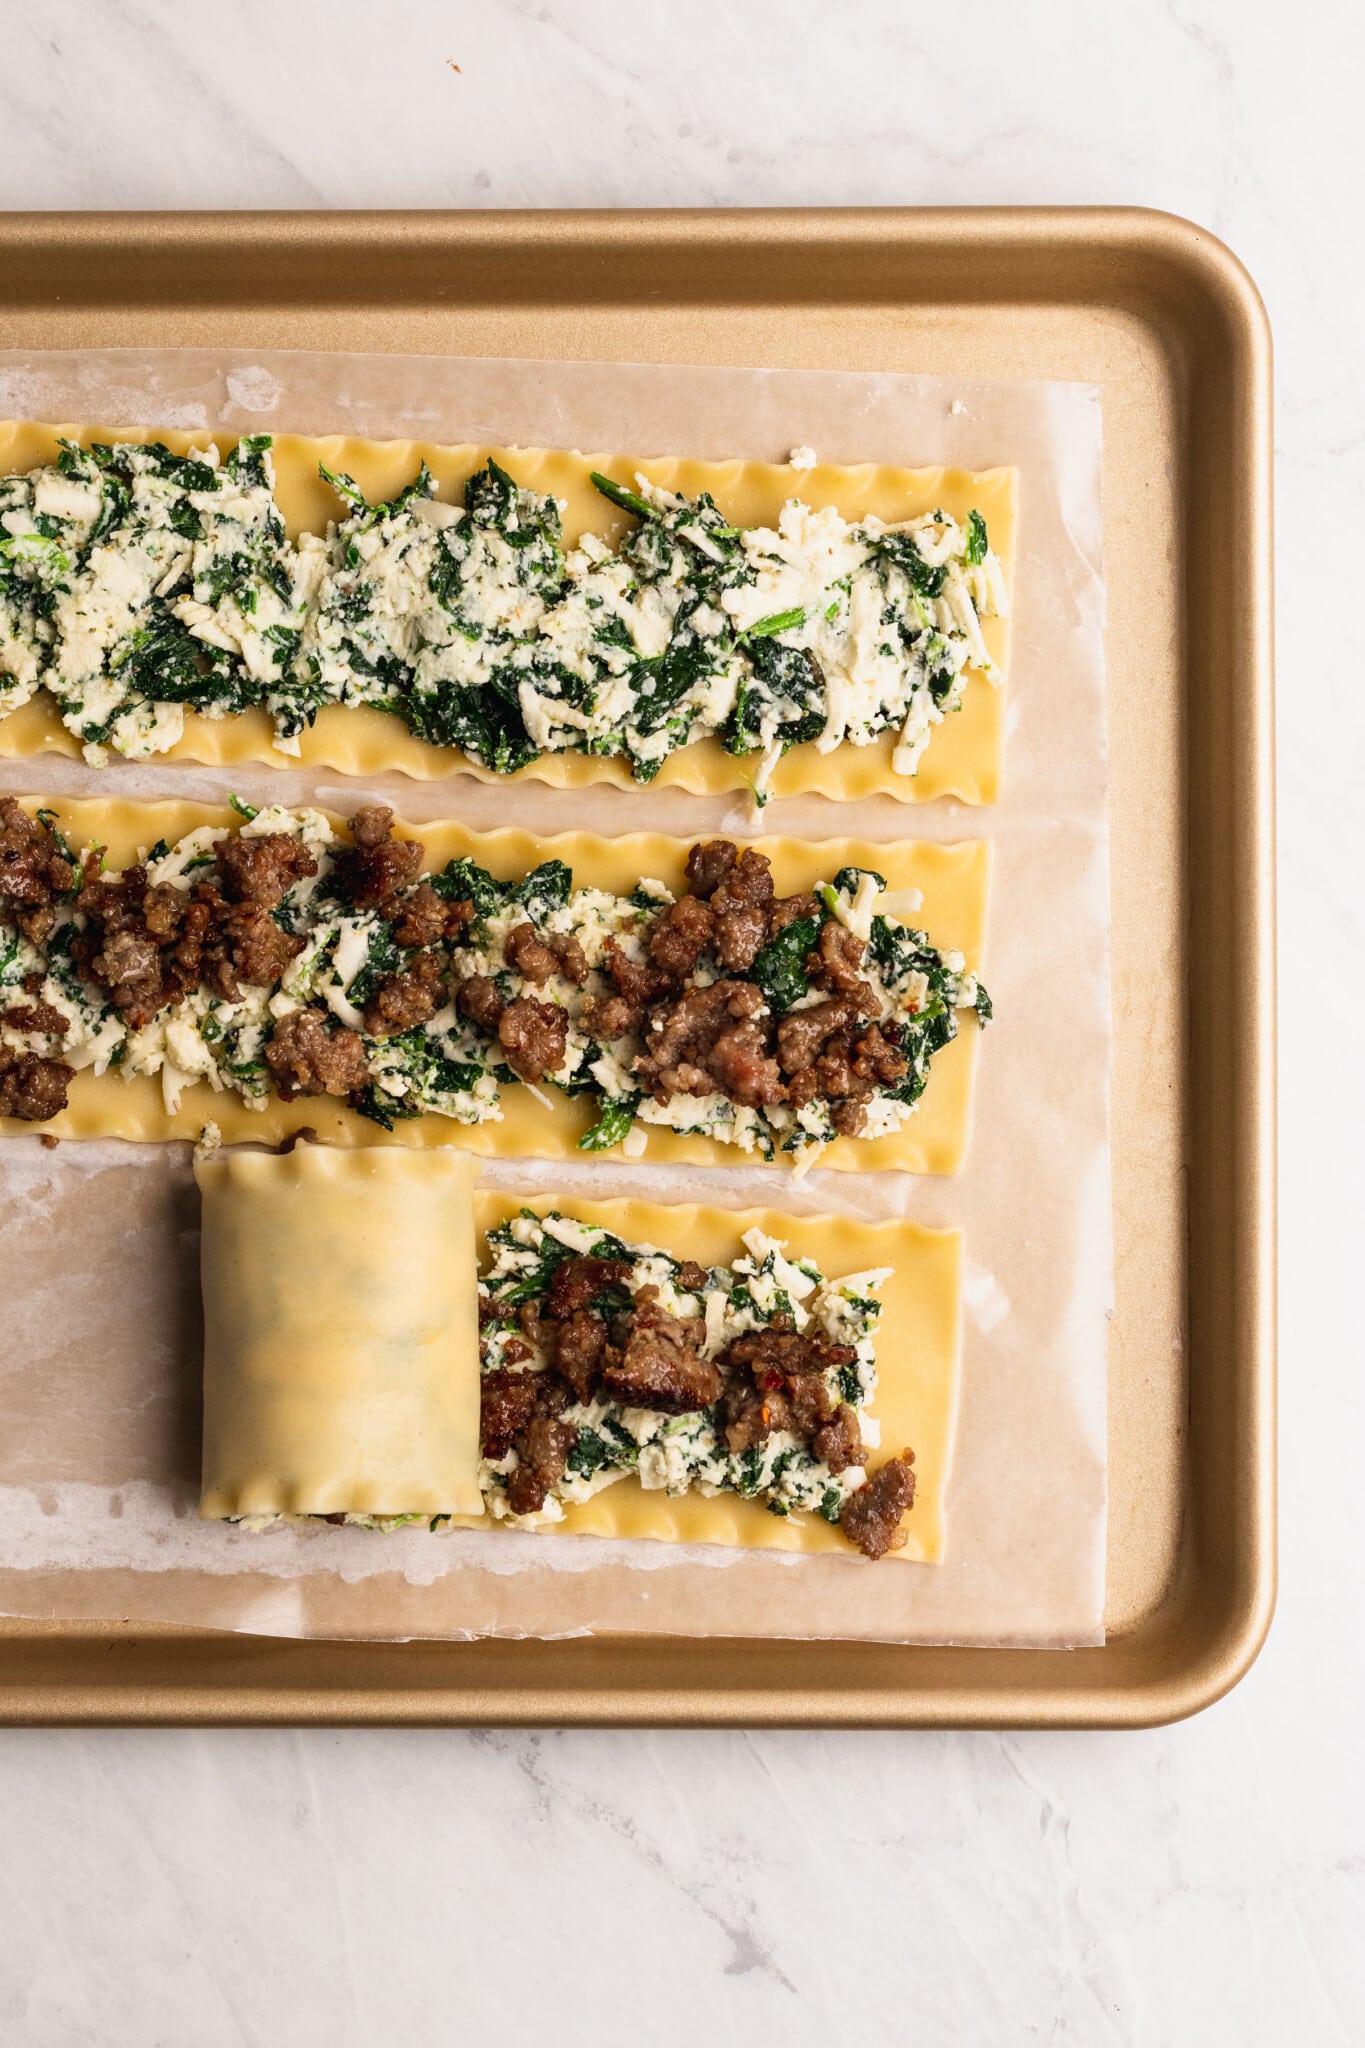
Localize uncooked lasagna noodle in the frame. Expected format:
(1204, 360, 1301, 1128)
(0, 421, 1014, 804)
(197, 1148, 962, 1563)
(198, 1145, 485, 1520)
(0, 795, 991, 1174)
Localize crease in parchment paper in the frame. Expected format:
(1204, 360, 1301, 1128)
(0, 348, 1109, 1648)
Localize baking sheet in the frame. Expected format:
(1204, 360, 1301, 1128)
(0, 347, 1108, 1646)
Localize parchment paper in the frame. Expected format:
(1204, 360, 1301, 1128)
(0, 348, 1108, 1645)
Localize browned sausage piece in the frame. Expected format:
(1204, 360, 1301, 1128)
(552, 1311, 608, 1403)
(456, 974, 506, 1032)
(647, 895, 714, 981)
(705, 1020, 785, 1107)
(710, 847, 775, 920)
(0, 798, 74, 943)
(504, 921, 562, 984)
(0, 1045, 72, 1122)
(479, 1367, 539, 1460)
(546, 1257, 633, 1320)
(722, 1327, 857, 1380)
(807, 919, 868, 993)
(391, 882, 472, 949)
(839, 1454, 917, 1559)
(212, 831, 318, 909)
(264, 1007, 368, 1100)
(2, 1000, 69, 1039)
(222, 903, 306, 990)
(713, 901, 769, 972)
(579, 990, 642, 1041)
(599, 1289, 723, 1414)
(768, 892, 822, 934)
(497, 996, 567, 1083)
(334, 806, 423, 907)
(813, 1402, 866, 1475)
(683, 839, 737, 898)
(363, 950, 445, 1037)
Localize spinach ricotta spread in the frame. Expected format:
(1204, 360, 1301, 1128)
(0, 438, 1007, 791)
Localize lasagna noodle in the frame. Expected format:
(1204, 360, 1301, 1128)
(0, 796, 989, 1174)
(0, 421, 1014, 804)
(198, 1145, 485, 1520)
(470, 1194, 961, 1562)
(201, 1164, 961, 1563)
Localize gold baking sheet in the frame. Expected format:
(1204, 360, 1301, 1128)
(0, 420, 1012, 806)
(0, 208, 1274, 1727)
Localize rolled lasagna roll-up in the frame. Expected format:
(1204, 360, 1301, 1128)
(198, 1145, 484, 1521)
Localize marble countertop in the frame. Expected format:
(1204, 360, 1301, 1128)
(1, 3, 1358, 2042)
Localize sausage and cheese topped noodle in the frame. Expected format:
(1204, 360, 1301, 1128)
(474, 1210, 916, 1560)
(0, 799, 988, 1164)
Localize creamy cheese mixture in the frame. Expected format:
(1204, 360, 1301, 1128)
(473, 1210, 887, 1531)
(0, 804, 987, 1160)
(0, 438, 1007, 792)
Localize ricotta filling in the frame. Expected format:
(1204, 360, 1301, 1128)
(0, 441, 1006, 793)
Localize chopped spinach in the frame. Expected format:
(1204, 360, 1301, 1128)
(433, 855, 503, 916)
(34, 808, 78, 870)
(837, 1361, 863, 1406)
(516, 860, 572, 924)
(404, 675, 539, 775)
(343, 921, 400, 1008)
(736, 1447, 765, 1497)
(225, 434, 273, 492)
(353, 1085, 416, 1130)
(869, 529, 948, 600)
(110, 616, 254, 713)
(743, 607, 806, 639)
(749, 913, 821, 1014)
(589, 470, 656, 523)
(578, 1092, 640, 1153)
(726, 639, 826, 753)
(567, 1428, 618, 1480)
(320, 460, 434, 526)
(465, 459, 563, 556)
(627, 611, 727, 742)
(868, 914, 943, 990)
(831, 863, 886, 898)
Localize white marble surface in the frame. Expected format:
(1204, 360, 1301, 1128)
(0, 2, 1358, 2041)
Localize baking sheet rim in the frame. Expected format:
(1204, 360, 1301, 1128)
(0, 203, 1275, 1728)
